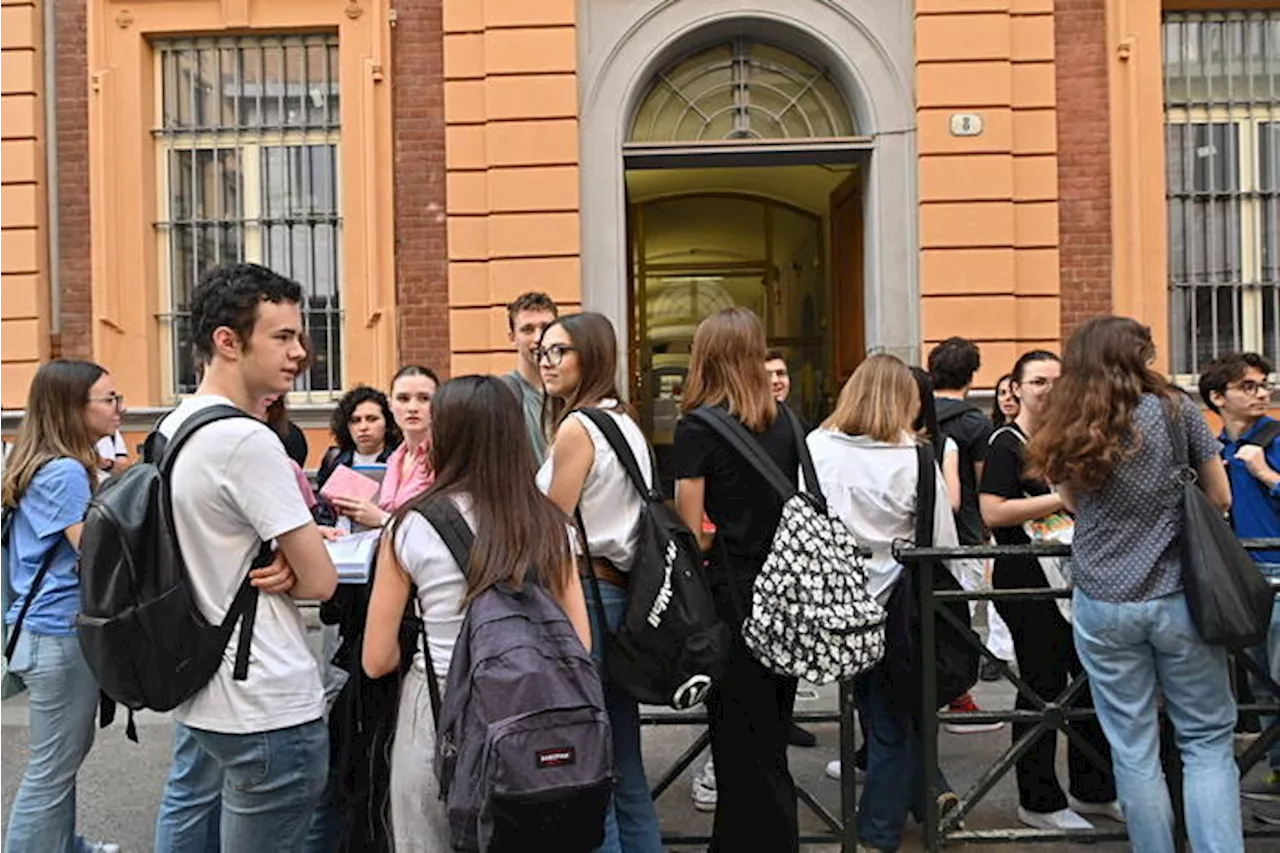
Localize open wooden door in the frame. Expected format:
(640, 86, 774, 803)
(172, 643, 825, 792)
(829, 171, 865, 387)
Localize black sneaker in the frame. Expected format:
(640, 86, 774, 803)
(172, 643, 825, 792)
(787, 722, 817, 748)
(979, 659, 1002, 682)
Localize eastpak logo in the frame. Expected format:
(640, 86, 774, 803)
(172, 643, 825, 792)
(535, 747, 576, 769)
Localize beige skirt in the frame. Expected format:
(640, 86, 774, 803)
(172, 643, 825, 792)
(390, 663, 452, 852)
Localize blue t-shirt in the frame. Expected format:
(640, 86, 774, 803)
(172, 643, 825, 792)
(1221, 416, 1280, 566)
(4, 458, 92, 635)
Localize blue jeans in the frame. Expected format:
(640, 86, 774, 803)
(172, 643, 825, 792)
(158, 719, 329, 853)
(586, 578, 662, 853)
(1073, 589, 1243, 853)
(3, 632, 102, 853)
(1246, 563, 1280, 772)
(154, 723, 222, 853)
(854, 664, 951, 851)
(156, 722, 341, 853)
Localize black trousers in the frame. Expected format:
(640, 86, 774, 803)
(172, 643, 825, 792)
(706, 568, 799, 853)
(993, 558, 1117, 813)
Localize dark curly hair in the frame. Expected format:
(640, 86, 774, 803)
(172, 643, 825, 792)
(1027, 316, 1174, 493)
(190, 263, 303, 362)
(1198, 351, 1274, 414)
(927, 337, 982, 391)
(331, 385, 401, 455)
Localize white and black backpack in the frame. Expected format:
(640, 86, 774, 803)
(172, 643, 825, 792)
(687, 406, 886, 684)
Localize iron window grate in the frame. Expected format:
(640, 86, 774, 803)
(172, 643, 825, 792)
(153, 33, 343, 398)
(1164, 11, 1279, 376)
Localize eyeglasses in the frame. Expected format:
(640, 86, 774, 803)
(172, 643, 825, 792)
(1230, 380, 1273, 396)
(536, 344, 577, 367)
(88, 393, 125, 411)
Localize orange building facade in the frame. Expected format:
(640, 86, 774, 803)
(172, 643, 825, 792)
(2, 0, 1277, 457)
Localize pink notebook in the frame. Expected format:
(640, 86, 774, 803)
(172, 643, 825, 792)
(319, 464, 381, 504)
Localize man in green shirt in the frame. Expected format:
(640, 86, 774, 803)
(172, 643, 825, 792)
(503, 292, 558, 465)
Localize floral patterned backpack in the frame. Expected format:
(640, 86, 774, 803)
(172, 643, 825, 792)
(687, 406, 887, 684)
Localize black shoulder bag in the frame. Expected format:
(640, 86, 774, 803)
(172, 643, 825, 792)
(882, 444, 978, 716)
(1164, 402, 1272, 648)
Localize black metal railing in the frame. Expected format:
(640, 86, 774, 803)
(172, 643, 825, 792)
(896, 537, 1280, 852)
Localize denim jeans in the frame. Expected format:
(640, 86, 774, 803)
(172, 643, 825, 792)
(154, 709, 348, 853)
(1246, 563, 1280, 773)
(3, 632, 101, 853)
(586, 577, 663, 853)
(154, 723, 222, 853)
(165, 719, 328, 853)
(854, 663, 951, 851)
(1073, 589, 1243, 853)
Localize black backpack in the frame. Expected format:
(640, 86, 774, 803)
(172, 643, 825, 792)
(77, 405, 273, 725)
(574, 408, 730, 710)
(883, 444, 979, 715)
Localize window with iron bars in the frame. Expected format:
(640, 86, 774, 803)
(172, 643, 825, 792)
(154, 33, 343, 398)
(1163, 11, 1278, 377)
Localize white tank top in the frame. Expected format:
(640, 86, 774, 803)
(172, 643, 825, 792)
(536, 403, 653, 572)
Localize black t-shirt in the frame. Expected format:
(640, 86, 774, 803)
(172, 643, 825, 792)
(673, 407, 799, 562)
(935, 398, 994, 546)
(979, 423, 1051, 587)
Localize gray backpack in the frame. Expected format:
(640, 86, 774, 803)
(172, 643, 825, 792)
(418, 498, 613, 853)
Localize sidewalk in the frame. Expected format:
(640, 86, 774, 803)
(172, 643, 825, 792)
(0, 678, 1128, 852)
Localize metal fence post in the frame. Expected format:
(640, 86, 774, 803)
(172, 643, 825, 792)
(839, 679, 858, 852)
(919, 561, 941, 853)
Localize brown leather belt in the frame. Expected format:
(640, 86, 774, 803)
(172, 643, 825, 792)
(586, 557, 628, 588)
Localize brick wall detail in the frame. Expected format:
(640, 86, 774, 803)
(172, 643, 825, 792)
(1054, 0, 1112, 338)
(54, 0, 90, 360)
(393, 0, 452, 375)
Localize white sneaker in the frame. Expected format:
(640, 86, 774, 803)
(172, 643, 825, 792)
(1016, 806, 1094, 831)
(1068, 794, 1125, 823)
(824, 759, 867, 782)
(691, 758, 717, 812)
(84, 844, 121, 853)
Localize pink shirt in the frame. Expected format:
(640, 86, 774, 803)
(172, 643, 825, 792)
(289, 460, 317, 510)
(379, 441, 434, 512)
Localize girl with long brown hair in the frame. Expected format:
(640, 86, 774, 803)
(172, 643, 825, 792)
(537, 312, 663, 853)
(1027, 316, 1240, 853)
(363, 375, 588, 850)
(979, 349, 1119, 832)
(673, 307, 801, 853)
(3, 359, 123, 853)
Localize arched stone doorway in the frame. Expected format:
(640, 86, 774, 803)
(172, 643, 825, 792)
(578, 2, 917, 434)
(577, 3, 916, 485)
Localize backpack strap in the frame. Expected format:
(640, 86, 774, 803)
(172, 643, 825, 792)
(574, 408, 661, 503)
(1243, 419, 1280, 450)
(417, 498, 476, 720)
(685, 406, 799, 504)
(915, 443, 936, 549)
(4, 541, 57, 662)
(779, 405, 826, 511)
(156, 404, 252, 473)
(158, 404, 268, 683)
(5, 460, 75, 661)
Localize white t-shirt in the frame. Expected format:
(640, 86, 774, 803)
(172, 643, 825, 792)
(159, 395, 323, 734)
(393, 495, 472, 677)
(536, 403, 652, 571)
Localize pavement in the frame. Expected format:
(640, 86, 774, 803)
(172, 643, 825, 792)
(3, 623, 1278, 851)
